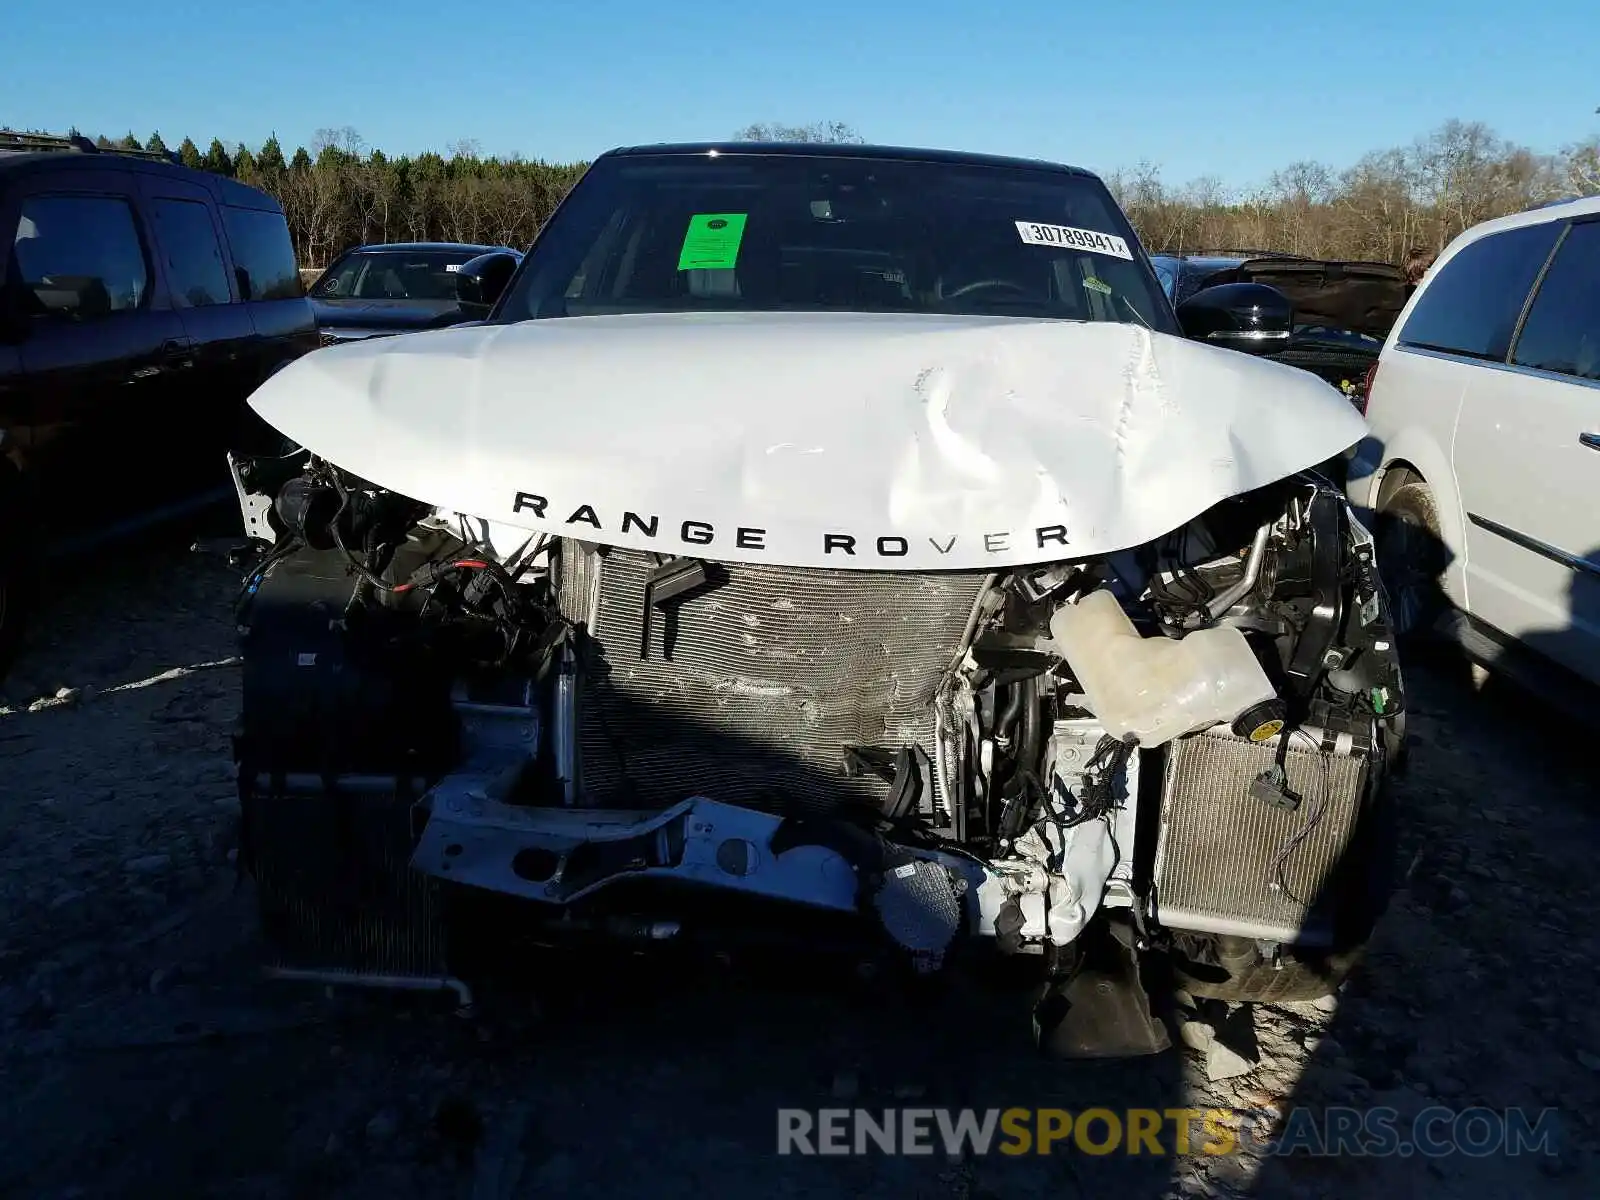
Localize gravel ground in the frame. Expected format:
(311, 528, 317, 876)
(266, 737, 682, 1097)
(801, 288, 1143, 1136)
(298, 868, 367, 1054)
(1, 523, 1596, 1199)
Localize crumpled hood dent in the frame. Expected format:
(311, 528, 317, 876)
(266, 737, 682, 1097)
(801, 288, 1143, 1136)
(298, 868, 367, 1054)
(249, 311, 1366, 571)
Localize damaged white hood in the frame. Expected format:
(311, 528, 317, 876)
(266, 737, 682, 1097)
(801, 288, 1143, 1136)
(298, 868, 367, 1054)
(248, 310, 1366, 570)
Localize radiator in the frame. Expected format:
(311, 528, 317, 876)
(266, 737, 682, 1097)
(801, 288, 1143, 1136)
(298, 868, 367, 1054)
(554, 542, 988, 816)
(1151, 725, 1370, 946)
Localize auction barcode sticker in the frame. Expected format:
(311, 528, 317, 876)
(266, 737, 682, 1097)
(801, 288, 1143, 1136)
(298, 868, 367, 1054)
(1015, 221, 1132, 260)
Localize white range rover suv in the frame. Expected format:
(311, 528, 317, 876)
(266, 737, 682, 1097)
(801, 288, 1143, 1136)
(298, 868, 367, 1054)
(1348, 195, 1600, 694)
(225, 142, 1408, 1055)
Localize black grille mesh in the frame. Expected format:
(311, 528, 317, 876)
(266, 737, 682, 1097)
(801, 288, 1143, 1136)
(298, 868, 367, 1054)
(555, 543, 987, 815)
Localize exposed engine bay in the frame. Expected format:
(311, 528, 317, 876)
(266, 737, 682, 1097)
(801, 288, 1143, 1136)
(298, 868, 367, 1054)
(228, 444, 1403, 1051)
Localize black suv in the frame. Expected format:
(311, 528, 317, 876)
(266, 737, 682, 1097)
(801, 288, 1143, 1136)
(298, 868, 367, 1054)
(0, 131, 317, 672)
(1149, 250, 1409, 395)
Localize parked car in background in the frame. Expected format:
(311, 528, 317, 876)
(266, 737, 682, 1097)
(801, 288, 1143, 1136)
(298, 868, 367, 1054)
(0, 129, 316, 673)
(1349, 195, 1600, 702)
(1150, 251, 1409, 399)
(308, 241, 522, 343)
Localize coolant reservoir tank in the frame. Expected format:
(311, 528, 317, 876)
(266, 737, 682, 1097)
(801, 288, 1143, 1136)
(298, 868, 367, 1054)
(1049, 589, 1280, 749)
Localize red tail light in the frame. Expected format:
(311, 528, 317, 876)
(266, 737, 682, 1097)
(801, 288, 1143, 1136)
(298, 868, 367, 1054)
(1355, 360, 1380, 415)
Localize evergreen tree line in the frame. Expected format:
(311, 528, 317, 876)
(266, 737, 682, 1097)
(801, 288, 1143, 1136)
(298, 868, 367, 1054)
(83, 125, 586, 268)
(64, 117, 1600, 269)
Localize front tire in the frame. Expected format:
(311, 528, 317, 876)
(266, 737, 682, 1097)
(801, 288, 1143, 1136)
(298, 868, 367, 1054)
(1170, 939, 1367, 1003)
(1170, 754, 1400, 1004)
(1374, 478, 1449, 641)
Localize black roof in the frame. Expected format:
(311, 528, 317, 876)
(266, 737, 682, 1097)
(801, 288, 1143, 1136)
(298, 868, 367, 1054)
(1149, 253, 1255, 272)
(602, 141, 1099, 180)
(1153, 249, 1403, 275)
(343, 241, 515, 254)
(1161, 248, 1296, 262)
(0, 149, 282, 212)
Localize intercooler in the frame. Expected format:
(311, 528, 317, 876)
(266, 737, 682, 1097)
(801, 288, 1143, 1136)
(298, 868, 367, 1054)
(1151, 725, 1370, 947)
(553, 542, 990, 817)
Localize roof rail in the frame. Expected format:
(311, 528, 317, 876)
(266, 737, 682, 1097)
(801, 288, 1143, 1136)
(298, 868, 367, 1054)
(1188, 248, 1300, 260)
(0, 128, 180, 163)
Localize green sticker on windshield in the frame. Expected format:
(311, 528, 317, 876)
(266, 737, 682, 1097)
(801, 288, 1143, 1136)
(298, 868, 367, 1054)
(678, 213, 747, 270)
(1083, 276, 1113, 296)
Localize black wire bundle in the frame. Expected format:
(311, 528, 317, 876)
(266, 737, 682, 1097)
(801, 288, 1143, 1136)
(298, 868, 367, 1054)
(317, 469, 529, 622)
(233, 533, 302, 621)
(233, 466, 542, 666)
(1267, 728, 1334, 903)
(1060, 734, 1137, 828)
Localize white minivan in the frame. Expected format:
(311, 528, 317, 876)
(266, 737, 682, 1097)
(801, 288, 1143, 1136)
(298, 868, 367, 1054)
(1348, 195, 1600, 692)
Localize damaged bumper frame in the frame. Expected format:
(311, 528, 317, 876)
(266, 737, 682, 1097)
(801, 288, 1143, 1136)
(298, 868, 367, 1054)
(409, 682, 1138, 964)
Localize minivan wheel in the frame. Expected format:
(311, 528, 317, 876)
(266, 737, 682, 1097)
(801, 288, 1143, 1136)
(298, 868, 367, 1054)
(1374, 479, 1448, 641)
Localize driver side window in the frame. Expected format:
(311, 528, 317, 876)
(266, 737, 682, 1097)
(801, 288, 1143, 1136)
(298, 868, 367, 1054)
(11, 194, 150, 319)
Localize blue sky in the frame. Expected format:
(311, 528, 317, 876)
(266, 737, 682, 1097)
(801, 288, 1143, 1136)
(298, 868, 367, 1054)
(4, 0, 1595, 188)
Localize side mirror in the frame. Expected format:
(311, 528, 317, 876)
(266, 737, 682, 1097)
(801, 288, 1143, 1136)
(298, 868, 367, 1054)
(1176, 282, 1293, 354)
(455, 251, 520, 314)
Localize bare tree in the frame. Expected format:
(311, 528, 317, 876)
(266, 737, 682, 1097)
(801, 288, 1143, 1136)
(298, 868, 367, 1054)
(282, 165, 349, 267)
(733, 121, 865, 144)
(312, 125, 366, 157)
(1559, 137, 1600, 198)
(350, 152, 398, 245)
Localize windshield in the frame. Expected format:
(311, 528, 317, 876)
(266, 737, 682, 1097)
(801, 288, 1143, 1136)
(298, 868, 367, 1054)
(1150, 256, 1179, 300)
(312, 249, 479, 301)
(497, 152, 1175, 330)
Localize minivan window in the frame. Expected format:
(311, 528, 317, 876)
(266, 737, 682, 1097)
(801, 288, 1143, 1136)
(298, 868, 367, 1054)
(1396, 221, 1561, 361)
(221, 206, 304, 301)
(151, 197, 231, 307)
(10, 195, 149, 317)
(1510, 220, 1600, 383)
